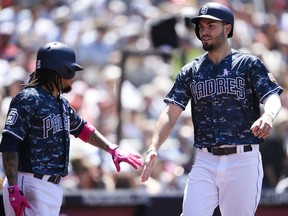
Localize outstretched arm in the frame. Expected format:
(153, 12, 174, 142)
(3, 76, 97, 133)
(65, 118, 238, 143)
(79, 124, 143, 172)
(140, 103, 183, 182)
(86, 127, 115, 152)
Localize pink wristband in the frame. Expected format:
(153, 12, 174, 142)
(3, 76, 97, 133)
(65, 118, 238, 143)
(78, 123, 96, 142)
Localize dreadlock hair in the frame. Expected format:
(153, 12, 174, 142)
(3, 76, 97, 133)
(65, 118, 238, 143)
(23, 69, 61, 95)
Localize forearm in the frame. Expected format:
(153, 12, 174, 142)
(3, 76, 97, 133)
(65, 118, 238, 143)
(2, 151, 19, 186)
(86, 129, 115, 152)
(78, 122, 115, 152)
(150, 116, 174, 151)
(149, 104, 182, 151)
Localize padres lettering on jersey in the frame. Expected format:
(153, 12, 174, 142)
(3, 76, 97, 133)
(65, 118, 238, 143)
(191, 77, 245, 100)
(43, 113, 69, 139)
(165, 49, 283, 147)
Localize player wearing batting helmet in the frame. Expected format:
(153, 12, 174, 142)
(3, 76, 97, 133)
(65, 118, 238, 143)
(0, 42, 143, 216)
(141, 2, 283, 216)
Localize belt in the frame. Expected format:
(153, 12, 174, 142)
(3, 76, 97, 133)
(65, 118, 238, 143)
(33, 173, 62, 184)
(203, 145, 253, 156)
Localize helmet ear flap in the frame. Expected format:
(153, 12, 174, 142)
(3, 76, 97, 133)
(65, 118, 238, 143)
(63, 65, 75, 80)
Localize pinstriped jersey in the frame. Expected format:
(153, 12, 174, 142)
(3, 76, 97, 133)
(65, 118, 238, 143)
(164, 49, 283, 148)
(1, 86, 85, 176)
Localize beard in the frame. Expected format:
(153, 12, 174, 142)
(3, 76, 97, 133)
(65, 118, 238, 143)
(202, 31, 226, 51)
(203, 43, 214, 51)
(62, 86, 72, 93)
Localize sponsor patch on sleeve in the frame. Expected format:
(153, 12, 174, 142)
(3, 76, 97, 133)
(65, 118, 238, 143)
(6, 108, 18, 125)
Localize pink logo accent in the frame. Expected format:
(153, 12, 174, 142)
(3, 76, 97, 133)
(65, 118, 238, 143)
(223, 69, 229, 76)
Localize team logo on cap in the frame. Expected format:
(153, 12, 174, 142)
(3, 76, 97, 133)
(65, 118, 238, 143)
(6, 108, 18, 125)
(200, 5, 208, 15)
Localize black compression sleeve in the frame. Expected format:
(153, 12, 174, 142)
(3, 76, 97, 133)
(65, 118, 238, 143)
(0, 133, 20, 152)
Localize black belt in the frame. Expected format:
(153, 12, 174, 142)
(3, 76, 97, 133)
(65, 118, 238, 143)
(206, 145, 253, 156)
(33, 173, 62, 184)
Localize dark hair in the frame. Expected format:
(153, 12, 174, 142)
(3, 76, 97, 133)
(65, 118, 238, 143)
(23, 69, 60, 94)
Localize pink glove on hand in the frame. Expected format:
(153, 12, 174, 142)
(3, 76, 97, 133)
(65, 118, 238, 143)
(8, 185, 31, 216)
(108, 145, 143, 172)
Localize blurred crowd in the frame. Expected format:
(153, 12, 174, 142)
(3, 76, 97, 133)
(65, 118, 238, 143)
(0, 0, 288, 195)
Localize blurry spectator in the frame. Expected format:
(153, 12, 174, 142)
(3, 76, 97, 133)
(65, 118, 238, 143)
(70, 155, 115, 190)
(77, 21, 115, 67)
(52, 5, 79, 46)
(0, 66, 28, 132)
(121, 109, 145, 140)
(0, 21, 18, 61)
(113, 172, 138, 189)
(16, 4, 57, 52)
(260, 108, 288, 189)
(65, 80, 90, 112)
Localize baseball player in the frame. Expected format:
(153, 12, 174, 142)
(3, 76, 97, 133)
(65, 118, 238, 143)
(141, 2, 283, 216)
(0, 42, 143, 216)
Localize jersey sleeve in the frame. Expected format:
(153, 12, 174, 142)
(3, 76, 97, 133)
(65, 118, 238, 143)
(164, 64, 193, 110)
(67, 102, 85, 137)
(2, 91, 37, 141)
(249, 57, 283, 103)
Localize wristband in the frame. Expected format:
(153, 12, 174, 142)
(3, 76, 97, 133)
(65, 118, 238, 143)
(263, 113, 274, 120)
(146, 149, 157, 155)
(78, 123, 96, 142)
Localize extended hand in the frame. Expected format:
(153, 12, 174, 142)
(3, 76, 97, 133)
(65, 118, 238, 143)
(140, 149, 157, 182)
(108, 146, 143, 172)
(8, 185, 31, 216)
(250, 114, 273, 139)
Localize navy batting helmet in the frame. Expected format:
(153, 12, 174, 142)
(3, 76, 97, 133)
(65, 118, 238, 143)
(191, 2, 234, 39)
(36, 42, 83, 79)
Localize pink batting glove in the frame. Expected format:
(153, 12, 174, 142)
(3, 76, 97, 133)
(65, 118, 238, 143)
(8, 185, 31, 216)
(108, 145, 143, 172)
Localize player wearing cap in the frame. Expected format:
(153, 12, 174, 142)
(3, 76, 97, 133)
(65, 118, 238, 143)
(0, 42, 143, 216)
(141, 2, 283, 216)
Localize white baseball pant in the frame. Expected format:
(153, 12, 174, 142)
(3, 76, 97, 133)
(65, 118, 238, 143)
(2, 172, 63, 216)
(181, 145, 263, 216)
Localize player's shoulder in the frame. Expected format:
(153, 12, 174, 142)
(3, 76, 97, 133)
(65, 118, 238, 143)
(180, 52, 207, 72)
(232, 48, 259, 62)
(20, 87, 42, 100)
(13, 87, 47, 105)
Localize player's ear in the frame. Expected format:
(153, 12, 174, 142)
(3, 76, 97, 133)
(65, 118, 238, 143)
(224, 23, 232, 37)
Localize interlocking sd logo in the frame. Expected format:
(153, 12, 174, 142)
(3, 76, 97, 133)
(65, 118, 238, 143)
(6, 108, 18, 125)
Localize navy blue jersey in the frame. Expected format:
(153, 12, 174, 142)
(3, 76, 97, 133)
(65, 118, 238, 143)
(165, 49, 283, 148)
(1, 86, 85, 176)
